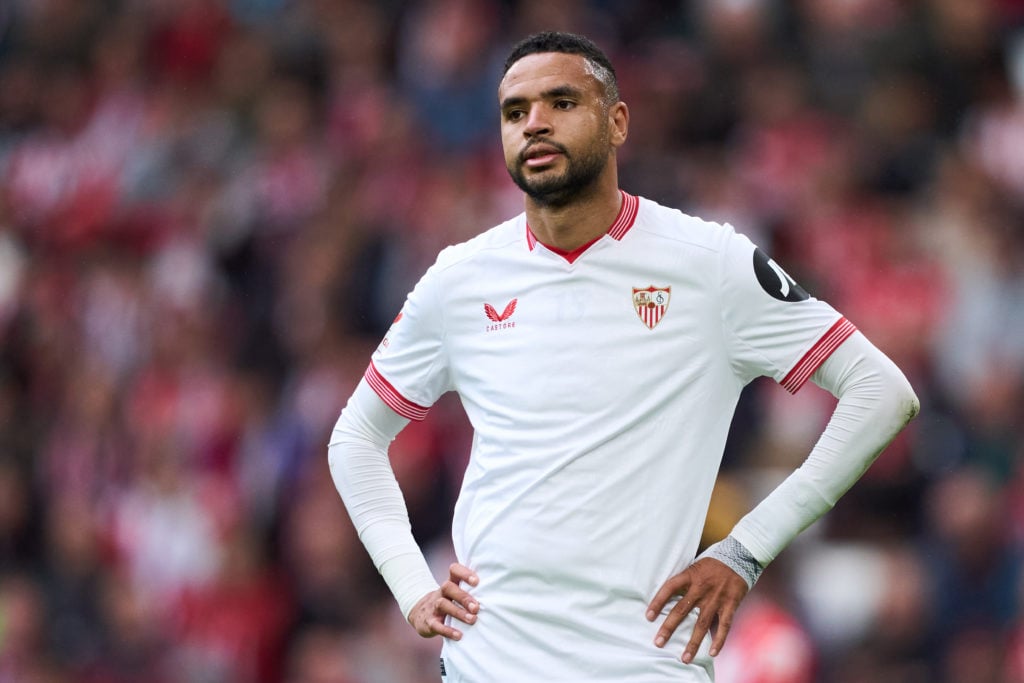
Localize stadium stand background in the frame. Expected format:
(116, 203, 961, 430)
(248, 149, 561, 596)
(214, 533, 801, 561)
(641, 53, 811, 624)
(0, 1, 1022, 681)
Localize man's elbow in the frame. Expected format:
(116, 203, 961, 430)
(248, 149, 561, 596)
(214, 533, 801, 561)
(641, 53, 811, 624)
(894, 375, 921, 427)
(872, 357, 920, 431)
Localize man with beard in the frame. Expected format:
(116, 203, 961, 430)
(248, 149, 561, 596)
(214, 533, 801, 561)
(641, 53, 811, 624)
(328, 32, 919, 682)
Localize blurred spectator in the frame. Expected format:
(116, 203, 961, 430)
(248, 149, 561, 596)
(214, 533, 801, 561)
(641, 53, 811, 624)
(713, 588, 816, 683)
(171, 522, 292, 683)
(394, 0, 505, 150)
(925, 468, 1022, 648)
(282, 623, 358, 683)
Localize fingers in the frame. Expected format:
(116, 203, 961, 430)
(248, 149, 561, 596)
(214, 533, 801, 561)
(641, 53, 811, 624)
(409, 593, 458, 639)
(441, 563, 480, 620)
(649, 559, 749, 663)
(682, 605, 712, 664)
(448, 562, 479, 587)
(675, 598, 733, 663)
(652, 586, 700, 650)
(646, 573, 689, 623)
(426, 605, 465, 640)
(709, 602, 737, 657)
(438, 584, 478, 625)
(408, 564, 482, 641)
(653, 594, 712, 664)
(412, 598, 473, 640)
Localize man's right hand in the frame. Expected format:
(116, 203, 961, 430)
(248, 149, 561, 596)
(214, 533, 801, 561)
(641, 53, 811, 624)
(408, 562, 480, 640)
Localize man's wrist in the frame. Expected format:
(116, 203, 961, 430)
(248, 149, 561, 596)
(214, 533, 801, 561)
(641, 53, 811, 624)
(377, 552, 441, 619)
(697, 535, 765, 589)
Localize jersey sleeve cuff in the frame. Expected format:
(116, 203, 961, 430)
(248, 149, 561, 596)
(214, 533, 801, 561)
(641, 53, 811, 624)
(780, 317, 856, 393)
(364, 362, 430, 421)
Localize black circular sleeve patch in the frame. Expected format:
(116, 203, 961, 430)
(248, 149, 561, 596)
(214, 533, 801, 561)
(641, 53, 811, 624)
(752, 248, 810, 302)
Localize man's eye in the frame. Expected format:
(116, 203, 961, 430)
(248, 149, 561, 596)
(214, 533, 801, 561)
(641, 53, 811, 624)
(506, 110, 525, 121)
(555, 100, 575, 110)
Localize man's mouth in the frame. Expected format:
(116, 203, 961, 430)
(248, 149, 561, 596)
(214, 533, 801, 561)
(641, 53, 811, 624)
(521, 143, 565, 168)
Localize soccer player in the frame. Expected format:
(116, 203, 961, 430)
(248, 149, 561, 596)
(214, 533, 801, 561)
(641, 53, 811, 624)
(328, 32, 919, 682)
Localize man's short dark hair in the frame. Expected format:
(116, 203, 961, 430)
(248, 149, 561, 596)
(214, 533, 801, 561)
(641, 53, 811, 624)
(503, 31, 619, 104)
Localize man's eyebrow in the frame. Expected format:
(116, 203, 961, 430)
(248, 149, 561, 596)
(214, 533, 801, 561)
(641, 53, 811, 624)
(500, 85, 586, 110)
(500, 95, 528, 111)
(543, 85, 584, 100)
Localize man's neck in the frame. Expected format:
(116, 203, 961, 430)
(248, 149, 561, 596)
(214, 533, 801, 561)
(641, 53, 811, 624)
(525, 179, 623, 253)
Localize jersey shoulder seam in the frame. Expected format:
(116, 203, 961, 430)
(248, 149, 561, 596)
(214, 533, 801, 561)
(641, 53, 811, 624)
(630, 199, 731, 253)
(432, 221, 524, 275)
(629, 223, 723, 253)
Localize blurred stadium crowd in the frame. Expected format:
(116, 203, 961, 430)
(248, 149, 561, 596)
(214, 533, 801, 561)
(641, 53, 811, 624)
(0, 0, 1023, 681)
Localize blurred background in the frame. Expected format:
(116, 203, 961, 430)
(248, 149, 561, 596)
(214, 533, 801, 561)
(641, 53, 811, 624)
(0, 0, 1022, 681)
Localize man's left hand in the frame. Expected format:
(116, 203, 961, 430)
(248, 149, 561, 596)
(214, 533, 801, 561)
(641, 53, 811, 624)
(646, 558, 749, 664)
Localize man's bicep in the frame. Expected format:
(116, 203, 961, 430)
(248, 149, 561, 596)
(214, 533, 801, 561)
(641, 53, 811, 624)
(330, 378, 411, 450)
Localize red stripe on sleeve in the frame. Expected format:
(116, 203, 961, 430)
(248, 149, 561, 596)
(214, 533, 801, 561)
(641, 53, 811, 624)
(364, 362, 430, 421)
(780, 317, 857, 393)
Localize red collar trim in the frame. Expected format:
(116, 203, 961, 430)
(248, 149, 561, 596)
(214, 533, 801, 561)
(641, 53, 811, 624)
(608, 190, 640, 240)
(526, 191, 639, 263)
(525, 223, 537, 251)
(542, 234, 603, 264)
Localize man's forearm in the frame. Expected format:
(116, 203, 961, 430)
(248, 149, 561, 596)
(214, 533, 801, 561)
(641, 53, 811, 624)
(328, 380, 439, 618)
(729, 331, 919, 568)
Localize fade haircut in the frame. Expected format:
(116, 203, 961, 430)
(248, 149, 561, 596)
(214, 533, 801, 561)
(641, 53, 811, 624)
(502, 31, 620, 106)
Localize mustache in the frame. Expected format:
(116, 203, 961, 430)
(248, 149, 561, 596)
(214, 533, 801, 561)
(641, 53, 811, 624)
(518, 139, 569, 165)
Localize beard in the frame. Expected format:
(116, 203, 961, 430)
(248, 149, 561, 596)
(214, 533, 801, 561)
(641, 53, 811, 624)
(507, 138, 610, 208)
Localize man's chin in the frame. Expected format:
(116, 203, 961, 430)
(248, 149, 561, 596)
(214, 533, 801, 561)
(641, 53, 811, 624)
(516, 172, 564, 195)
(509, 167, 588, 207)
(524, 185, 577, 208)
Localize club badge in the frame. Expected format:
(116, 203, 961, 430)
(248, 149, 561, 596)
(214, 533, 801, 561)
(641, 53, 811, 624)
(633, 286, 671, 329)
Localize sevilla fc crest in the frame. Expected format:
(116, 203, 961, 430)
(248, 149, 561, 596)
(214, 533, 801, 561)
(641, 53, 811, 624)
(633, 286, 671, 329)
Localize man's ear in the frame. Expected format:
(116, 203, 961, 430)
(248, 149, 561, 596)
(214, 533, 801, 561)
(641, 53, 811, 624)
(610, 101, 629, 147)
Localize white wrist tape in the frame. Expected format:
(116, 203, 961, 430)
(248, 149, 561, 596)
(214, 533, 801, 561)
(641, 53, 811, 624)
(697, 535, 764, 589)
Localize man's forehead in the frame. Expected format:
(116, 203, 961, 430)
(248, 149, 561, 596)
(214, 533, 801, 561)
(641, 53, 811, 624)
(498, 52, 599, 99)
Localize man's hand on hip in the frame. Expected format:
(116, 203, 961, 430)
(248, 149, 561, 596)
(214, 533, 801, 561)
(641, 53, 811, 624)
(646, 558, 749, 664)
(408, 562, 480, 640)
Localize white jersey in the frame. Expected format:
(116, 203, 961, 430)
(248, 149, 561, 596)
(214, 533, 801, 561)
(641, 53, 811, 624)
(366, 192, 854, 682)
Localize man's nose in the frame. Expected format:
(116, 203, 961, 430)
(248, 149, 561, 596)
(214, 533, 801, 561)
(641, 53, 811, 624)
(524, 107, 552, 137)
